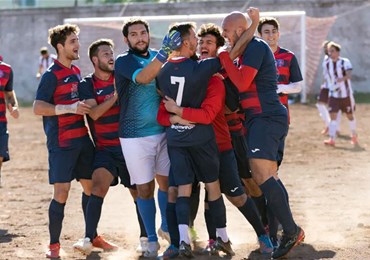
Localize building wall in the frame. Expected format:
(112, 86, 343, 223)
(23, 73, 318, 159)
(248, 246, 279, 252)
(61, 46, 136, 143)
(0, 0, 369, 102)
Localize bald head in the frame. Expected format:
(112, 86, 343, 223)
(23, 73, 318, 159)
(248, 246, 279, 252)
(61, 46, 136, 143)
(221, 11, 249, 47)
(222, 12, 248, 30)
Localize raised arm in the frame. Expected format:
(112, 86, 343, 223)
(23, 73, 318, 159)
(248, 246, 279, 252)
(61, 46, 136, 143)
(135, 31, 182, 84)
(229, 7, 260, 60)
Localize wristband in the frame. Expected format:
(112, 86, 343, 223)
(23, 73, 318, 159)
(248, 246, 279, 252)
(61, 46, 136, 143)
(55, 102, 78, 115)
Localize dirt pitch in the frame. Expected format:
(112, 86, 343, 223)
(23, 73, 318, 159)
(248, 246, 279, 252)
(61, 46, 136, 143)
(1, 104, 370, 260)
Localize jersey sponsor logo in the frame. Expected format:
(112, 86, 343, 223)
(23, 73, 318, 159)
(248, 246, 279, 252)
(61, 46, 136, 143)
(251, 148, 260, 153)
(0, 70, 4, 78)
(170, 124, 195, 133)
(97, 89, 103, 95)
(230, 187, 239, 193)
(64, 77, 70, 83)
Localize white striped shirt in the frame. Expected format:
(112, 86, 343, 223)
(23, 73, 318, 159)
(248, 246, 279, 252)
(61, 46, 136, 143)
(324, 57, 353, 98)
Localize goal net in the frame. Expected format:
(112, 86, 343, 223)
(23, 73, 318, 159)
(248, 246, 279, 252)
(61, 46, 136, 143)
(65, 11, 336, 103)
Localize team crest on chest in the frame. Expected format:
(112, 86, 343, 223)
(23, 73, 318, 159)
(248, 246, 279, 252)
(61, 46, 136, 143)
(276, 59, 285, 67)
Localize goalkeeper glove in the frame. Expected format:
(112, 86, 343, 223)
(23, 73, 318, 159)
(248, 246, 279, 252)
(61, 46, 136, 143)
(156, 30, 182, 63)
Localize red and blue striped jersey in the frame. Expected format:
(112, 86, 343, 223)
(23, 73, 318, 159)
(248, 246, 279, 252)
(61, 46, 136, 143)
(274, 47, 303, 107)
(35, 60, 89, 149)
(78, 73, 120, 151)
(0, 61, 13, 123)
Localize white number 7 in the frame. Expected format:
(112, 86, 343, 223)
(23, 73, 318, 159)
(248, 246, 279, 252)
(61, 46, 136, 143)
(171, 76, 185, 106)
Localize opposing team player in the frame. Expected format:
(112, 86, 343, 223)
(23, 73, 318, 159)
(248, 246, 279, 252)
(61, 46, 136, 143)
(72, 39, 148, 255)
(324, 41, 357, 146)
(33, 24, 94, 259)
(219, 12, 305, 259)
(0, 60, 20, 187)
(114, 18, 181, 257)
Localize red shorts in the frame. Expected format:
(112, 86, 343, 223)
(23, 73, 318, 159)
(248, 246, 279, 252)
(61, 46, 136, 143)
(317, 88, 329, 103)
(328, 96, 355, 114)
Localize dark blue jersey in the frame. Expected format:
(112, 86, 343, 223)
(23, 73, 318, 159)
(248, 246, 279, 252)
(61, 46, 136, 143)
(35, 60, 89, 149)
(156, 57, 221, 147)
(240, 37, 286, 117)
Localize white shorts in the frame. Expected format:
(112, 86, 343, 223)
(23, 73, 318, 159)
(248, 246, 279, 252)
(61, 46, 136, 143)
(120, 133, 170, 185)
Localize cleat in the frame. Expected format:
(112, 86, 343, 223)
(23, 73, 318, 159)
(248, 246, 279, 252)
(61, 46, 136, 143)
(272, 226, 305, 259)
(202, 239, 218, 255)
(92, 235, 118, 251)
(188, 226, 199, 243)
(214, 237, 235, 256)
(136, 237, 148, 253)
(324, 138, 335, 146)
(351, 134, 358, 145)
(157, 244, 179, 259)
(158, 227, 171, 243)
(270, 236, 280, 250)
(73, 237, 93, 255)
(46, 242, 60, 259)
(257, 234, 273, 254)
(179, 241, 193, 258)
(143, 241, 160, 258)
(321, 127, 329, 135)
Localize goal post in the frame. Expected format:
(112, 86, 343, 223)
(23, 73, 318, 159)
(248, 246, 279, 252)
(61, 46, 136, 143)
(65, 11, 310, 102)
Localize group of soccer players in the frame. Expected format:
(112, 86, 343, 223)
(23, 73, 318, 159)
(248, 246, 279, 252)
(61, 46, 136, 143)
(30, 6, 307, 259)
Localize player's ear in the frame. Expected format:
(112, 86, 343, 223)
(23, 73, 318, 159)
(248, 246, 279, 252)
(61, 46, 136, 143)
(123, 36, 128, 45)
(92, 56, 98, 66)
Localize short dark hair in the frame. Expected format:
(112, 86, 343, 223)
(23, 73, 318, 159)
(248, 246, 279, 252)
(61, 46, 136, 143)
(328, 41, 341, 52)
(88, 39, 114, 64)
(48, 24, 80, 54)
(197, 23, 225, 48)
(122, 18, 149, 37)
(257, 17, 280, 34)
(169, 22, 196, 40)
(40, 46, 48, 55)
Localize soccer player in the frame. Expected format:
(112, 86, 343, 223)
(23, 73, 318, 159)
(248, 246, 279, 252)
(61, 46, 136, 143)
(257, 17, 302, 122)
(316, 40, 342, 135)
(219, 12, 305, 259)
(33, 24, 94, 259)
(0, 60, 20, 187)
(114, 18, 181, 257)
(72, 39, 147, 255)
(323, 41, 357, 146)
(36, 46, 56, 80)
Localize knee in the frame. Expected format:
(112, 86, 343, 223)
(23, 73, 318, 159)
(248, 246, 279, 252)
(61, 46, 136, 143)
(168, 187, 178, 202)
(228, 194, 246, 208)
(91, 184, 109, 198)
(137, 184, 153, 199)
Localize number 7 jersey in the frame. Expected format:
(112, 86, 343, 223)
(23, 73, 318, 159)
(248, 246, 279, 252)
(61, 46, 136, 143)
(156, 56, 221, 147)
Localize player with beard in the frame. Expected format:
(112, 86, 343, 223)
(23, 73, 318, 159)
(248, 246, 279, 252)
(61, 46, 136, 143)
(219, 12, 305, 259)
(33, 24, 94, 259)
(114, 18, 181, 257)
(72, 39, 148, 255)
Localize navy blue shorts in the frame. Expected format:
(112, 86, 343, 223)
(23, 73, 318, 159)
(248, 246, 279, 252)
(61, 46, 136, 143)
(48, 140, 95, 184)
(93, 148, 135, 189)
(0, 123, 9, 162)
(246, 114, 288, 162)
(218, 149, 244, 197)
(231, 132, 251, 179)
(168, 139, 219, 186)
